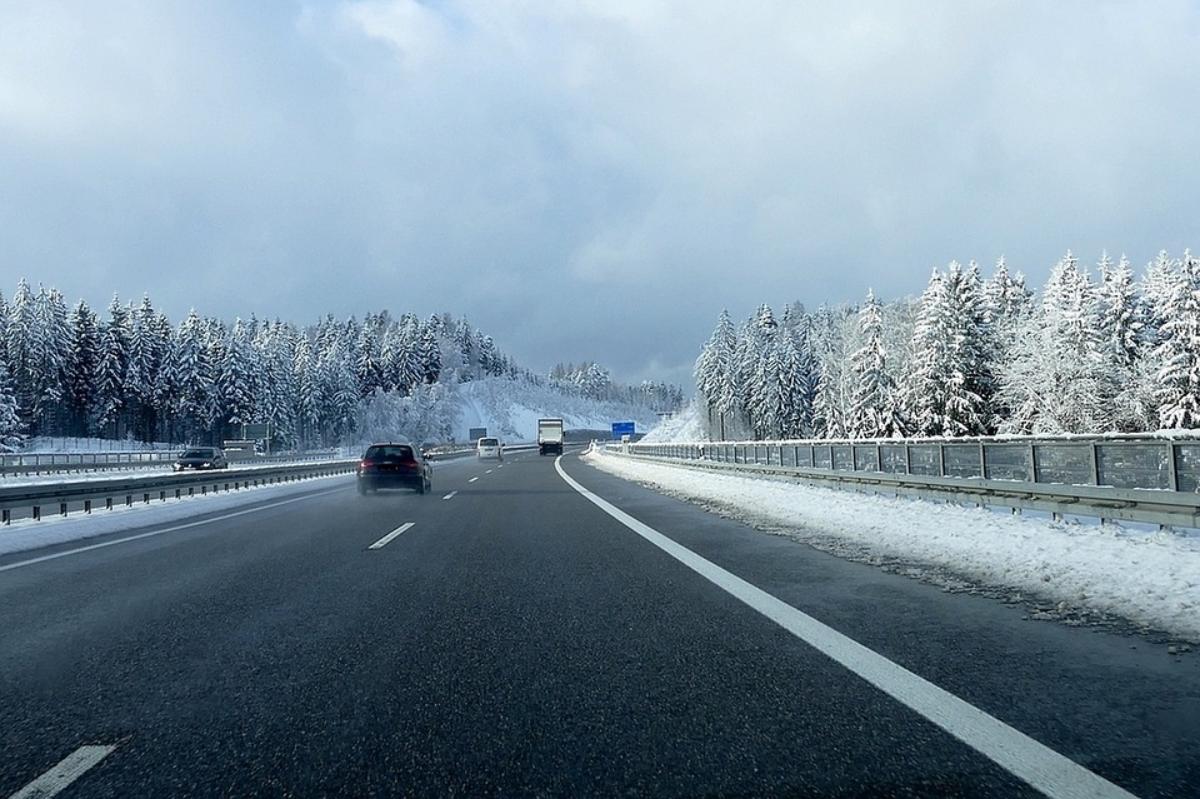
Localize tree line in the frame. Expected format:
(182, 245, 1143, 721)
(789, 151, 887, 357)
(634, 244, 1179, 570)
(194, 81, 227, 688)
(694, 250, 1200, 440)
(0, 279, 531, 450)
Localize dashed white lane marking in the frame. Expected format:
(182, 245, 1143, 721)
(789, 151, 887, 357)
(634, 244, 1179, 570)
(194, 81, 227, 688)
(485, 469, 493, 474)
(468, 477, 479, 483)
(9, 744, 117, 799)
(442, 491, 458, 500)
(554, 456, 1137, 799)
(0, 486, 346, 574)
(368, 522, 415, 550)
(497, 464, 504, 469)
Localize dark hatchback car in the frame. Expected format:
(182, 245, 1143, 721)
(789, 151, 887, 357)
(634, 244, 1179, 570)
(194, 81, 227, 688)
(173, 447, 228, 471)
(357, 443, 432, 495)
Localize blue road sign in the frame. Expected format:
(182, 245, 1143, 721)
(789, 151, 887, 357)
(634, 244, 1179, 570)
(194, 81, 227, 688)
(612, 421, 636, 439)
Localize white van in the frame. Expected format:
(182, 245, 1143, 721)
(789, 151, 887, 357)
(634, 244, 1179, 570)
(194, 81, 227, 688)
(477, 437, 503, 460)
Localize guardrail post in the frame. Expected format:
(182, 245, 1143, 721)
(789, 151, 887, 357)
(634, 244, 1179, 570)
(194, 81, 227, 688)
(1167, 442, 1179, 491)
(1029, 444, 1039, 483)
(875, 444, 883, 473)
(59, 502, 67, 517)
(32, 505, 40, 521)
(2, 508, 9, 525)
(1089, 442, 1100, 485)
(125, 494, 132, 507)
(903, 444, 911, 475)
(979, 442, 986, 479)
(106, 497, 113, 511)
(84, 499, 91, 514)
(143, 493, 150, 505)
(936, 444, 945, 477)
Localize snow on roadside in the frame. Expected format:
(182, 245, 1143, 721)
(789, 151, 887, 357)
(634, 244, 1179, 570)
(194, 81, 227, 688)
(640, 401, 708, 443)
(0, 472, 352, 559)
(584, 449, 1200, 641)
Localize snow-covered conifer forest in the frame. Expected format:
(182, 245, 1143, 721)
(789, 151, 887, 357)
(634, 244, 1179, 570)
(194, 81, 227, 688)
(0, 280, 681, 451)
(693, 250, 1200, 440)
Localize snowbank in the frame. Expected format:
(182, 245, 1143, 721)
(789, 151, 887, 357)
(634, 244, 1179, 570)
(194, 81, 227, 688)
(584, 449, 1200, 641)
(0, 472, 351, 559)
(640, 401, 708, 443)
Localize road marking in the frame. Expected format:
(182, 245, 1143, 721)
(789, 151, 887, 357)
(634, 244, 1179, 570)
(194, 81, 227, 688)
(497, 464, 504, 469)
(554, 456, 1137, 799)
(368, 522, 414, 550)
(9, 744, 117, 799)
(485, 469, 493, 474)
(0, 486, 347, 575)
(468, 477, 479, 483)
(442, 491, 458, 500)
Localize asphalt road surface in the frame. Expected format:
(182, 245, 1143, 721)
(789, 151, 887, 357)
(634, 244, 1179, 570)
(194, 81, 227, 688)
(1, 447, 1197, 797)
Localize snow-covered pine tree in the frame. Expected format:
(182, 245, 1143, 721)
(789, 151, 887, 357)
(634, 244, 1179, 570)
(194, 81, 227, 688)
(93, 295, 132, 436)
(162, 310, 213, 442)
(218, 319, 257, 431)
(0, 354, 23, 451)
(997, 252, 1111, 433)
(1155, 250, 1200, 429)
(848, 290, 900, 438)
(1096, 253, 1150, 430)
(65, 300, 100, 436)
(905, 264, 988, 437)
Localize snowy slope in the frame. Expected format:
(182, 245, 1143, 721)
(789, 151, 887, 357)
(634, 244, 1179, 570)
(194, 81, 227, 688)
(640, 401, 708, 443)
(453, 378, 659, 443)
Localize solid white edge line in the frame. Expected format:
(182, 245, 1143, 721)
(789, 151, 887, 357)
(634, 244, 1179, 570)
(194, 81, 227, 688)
(442, 491, 457, 500)
(554, 455, 1137, 799)
(0, 484, 347, 574)
(9, 744, 117, 799)
(368, 522, 415, 550)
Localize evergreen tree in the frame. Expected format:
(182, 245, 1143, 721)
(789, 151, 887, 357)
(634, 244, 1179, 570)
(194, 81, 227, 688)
(0, 354, 23, 451)
(849, 290, 901, 438)
(65, 300, 100, 436)
(93, 295, 132, 435)
(905, 264, 988, 436)
(1155, 251, 1200, 429)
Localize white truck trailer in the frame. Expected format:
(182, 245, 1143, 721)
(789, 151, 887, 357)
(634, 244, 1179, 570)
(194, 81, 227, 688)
(537, 418, 565, 456)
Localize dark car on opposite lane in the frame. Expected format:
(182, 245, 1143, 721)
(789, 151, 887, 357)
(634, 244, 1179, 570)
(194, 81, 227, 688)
(173, 447, 229, 471)
(357, 442, 432, 495)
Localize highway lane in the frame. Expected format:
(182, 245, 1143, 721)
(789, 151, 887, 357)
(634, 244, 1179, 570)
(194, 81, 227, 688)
(0, 447, 1196, 796)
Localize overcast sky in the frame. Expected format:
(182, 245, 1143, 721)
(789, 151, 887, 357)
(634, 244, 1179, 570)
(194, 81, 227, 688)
(2, 1, 1198, 387)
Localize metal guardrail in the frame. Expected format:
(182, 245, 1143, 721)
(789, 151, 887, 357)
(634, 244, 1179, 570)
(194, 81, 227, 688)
(609, 436, 1200, 528)
(0, 460, 357, 524)
(0, 450, 341, 477)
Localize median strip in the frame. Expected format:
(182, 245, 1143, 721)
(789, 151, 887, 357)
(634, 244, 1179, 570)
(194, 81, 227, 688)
(9, 744, 117, 799)
(367, 522, 415, 550)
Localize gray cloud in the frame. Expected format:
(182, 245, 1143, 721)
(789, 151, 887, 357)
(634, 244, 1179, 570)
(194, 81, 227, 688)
(2, 0, 1198, 388)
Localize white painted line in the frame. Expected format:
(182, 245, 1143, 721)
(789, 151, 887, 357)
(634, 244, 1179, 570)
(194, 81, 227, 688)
(485, 469, 493, 474)
(553, 456, 1137, 799)
(9, 744, 117, 799)
(442, 491, 458, 500)
(368, 522, 414, 550)
(0, 486, 346, 575)
(497, 464, 504, 469)
(468, 477, 479, 483)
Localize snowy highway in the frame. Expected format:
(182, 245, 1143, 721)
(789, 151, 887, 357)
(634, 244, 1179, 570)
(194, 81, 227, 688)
(1, 448, 1198, 797)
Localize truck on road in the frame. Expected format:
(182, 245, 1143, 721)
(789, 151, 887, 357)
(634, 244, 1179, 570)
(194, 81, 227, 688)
(537, 418, 565, 456)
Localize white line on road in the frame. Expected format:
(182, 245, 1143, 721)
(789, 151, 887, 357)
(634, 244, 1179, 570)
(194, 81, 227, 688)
(554, 456, 1137, 799)
(468, 477, 479, 483)
(9, 744, 117, 799)
(442, 491, 458, 500)
(0, 486, 347, 575)
(485, 469, 493, 474)
(368, 522, 415, 550)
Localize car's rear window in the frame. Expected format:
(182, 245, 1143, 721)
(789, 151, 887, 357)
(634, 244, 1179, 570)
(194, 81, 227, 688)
(365, 445, 414, 460)
(181, 449, 213, 458)
(479, 438, 499, 447)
